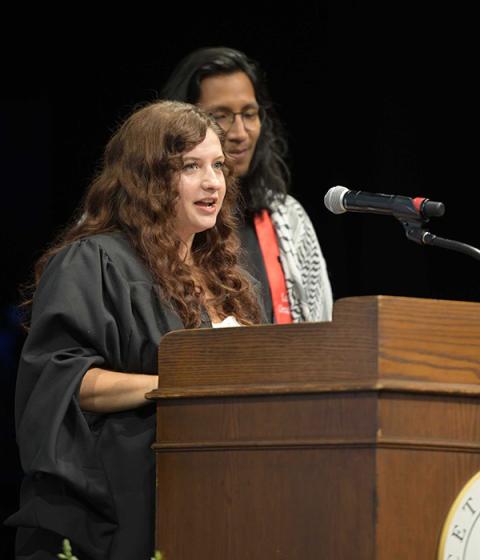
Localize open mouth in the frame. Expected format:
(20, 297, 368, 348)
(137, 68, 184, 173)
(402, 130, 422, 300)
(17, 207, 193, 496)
(195, 200, 216, 208)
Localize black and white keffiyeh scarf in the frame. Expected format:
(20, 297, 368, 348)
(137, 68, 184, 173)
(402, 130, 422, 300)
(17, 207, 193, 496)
(270, 195, 333, 323)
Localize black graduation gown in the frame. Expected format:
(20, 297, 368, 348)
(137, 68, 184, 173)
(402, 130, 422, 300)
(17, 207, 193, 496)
(238, 217, 274, 323)
(7, 232, 211, 560)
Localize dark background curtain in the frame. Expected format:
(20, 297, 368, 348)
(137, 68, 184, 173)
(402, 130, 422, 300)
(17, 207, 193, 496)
(1, 6, 478, 556)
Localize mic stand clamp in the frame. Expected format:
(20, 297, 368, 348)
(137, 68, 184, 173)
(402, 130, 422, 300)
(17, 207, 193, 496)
(397, 216, 480, 262)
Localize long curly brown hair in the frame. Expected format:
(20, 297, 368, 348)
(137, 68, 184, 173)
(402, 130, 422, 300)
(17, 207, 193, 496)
(31, 100, 262, 328)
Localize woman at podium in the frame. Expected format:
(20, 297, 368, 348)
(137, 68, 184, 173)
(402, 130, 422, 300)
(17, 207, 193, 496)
(8, 100, 263, 559)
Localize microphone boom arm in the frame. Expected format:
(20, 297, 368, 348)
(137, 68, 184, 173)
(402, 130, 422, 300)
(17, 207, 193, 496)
(398, 217, 480, 262)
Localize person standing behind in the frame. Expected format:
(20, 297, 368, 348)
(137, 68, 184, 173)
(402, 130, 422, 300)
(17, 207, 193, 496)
(161, 47, 333, 324)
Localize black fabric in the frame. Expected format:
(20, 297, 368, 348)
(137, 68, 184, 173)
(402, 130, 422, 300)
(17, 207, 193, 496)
(7, 232, 212, 560)
(238, 215, 274, 323)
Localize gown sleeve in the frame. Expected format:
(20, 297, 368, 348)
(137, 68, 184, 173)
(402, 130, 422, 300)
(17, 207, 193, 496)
(10, 237, 136, 556)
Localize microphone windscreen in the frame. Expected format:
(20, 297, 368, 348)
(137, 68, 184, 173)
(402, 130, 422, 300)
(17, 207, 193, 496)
(324, 186, 349, 214)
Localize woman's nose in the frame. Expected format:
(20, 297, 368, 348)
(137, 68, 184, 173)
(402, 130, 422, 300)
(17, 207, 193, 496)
(201, 167, 223, 189)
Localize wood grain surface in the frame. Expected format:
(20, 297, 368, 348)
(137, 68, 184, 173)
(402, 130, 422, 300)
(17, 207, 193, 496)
(151, 296, 480, 558)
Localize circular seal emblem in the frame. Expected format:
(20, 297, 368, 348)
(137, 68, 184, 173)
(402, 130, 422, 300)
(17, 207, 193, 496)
(438, 471, 480, 559)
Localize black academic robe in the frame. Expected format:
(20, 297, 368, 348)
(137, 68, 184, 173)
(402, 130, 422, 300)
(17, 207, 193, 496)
(238, 217, 273, 323)
(8, 232, 212, 560)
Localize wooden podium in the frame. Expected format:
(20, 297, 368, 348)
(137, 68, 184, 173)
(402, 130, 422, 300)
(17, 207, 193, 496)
(148, 296, 480, 559)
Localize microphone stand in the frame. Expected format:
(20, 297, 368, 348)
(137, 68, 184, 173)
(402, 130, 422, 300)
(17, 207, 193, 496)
(398, 217, 480, 262)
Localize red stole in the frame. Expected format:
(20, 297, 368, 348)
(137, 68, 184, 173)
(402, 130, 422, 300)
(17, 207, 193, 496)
(253, 210, 293, 324)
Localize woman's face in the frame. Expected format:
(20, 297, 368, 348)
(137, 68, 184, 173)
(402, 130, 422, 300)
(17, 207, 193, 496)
(174, 127, 227, 247)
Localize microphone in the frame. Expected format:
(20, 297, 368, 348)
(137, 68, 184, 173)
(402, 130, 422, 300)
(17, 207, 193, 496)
(324, 186, 445, 220)
(324, 186, 480, 261)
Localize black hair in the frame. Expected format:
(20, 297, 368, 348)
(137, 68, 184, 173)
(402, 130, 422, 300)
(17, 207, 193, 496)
(161, 47, 290, 212)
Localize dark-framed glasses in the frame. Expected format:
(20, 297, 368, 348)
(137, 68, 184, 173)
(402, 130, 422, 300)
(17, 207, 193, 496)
(209, 107, 262, 132)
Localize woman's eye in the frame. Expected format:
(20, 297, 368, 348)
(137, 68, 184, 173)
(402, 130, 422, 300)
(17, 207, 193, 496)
(183, 163, 198, 171)
(214, 161, 225, 170)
